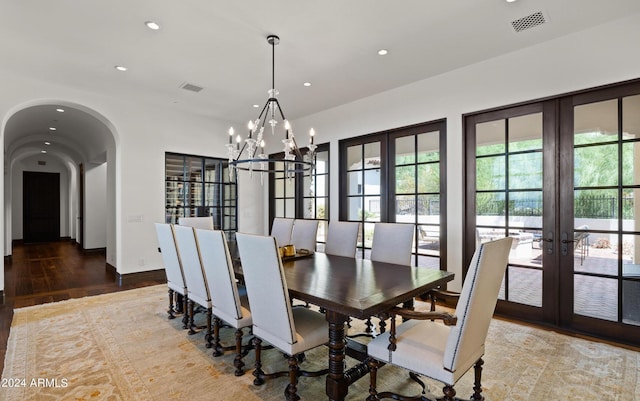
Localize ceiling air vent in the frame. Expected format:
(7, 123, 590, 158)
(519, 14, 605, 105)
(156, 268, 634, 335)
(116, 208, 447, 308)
(511, 11, 547, 33)
(38, 161, 46, 166)
(179, 82, 204, 93)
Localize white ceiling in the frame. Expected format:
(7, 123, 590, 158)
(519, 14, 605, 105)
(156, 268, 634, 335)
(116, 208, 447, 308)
(2, 0, 640, 159)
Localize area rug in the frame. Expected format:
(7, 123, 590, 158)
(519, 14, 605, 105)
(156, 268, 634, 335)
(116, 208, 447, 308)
(2, 285, 639, 401)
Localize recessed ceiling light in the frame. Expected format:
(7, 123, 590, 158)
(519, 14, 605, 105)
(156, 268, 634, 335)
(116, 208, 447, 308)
(49, 127, 56, 131)
(41, 150, 47, 154)
(253, 104, 260, 108)
(303, 82, 311, 87)
(56, 108, 64, 113)
(44, 141, 51, 145)
(115, 65, 128, 72)
(377, 49, 388, 56)
(506, 0, 517, 2)
(145, 21, 160, 30)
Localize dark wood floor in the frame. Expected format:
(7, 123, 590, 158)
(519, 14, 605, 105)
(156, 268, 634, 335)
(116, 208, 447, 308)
(0, 240, 166, 373)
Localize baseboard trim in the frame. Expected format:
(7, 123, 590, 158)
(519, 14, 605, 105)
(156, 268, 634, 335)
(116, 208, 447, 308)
(105, 264, 166, 286)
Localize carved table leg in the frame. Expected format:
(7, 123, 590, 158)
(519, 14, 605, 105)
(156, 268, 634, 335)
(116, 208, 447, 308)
(233, 329, 245, 376)
(471, 358, 484, 401)
(212, 317, 223, 357)
(252, 337, 265, 385)
(167, 289, 176, 319)
(325, 310, 349, 401)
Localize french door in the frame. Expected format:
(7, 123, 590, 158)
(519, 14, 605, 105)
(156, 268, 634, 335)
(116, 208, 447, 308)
(465, 79, 640, 345)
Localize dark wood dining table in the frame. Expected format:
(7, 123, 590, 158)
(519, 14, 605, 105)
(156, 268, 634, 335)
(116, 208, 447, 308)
(275, 252, 454, 401)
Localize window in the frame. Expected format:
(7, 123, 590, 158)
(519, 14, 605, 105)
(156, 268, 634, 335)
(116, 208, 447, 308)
(340, 120, 446, 269)
(165, 153, 237, 234)
(269, 144, 330, 246)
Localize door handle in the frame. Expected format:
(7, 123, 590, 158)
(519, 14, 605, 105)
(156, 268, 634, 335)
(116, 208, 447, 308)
(561, 232, 570, 256)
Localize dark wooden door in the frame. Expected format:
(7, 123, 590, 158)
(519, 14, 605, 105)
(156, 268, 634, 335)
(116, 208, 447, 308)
(23, 171, 60, 243)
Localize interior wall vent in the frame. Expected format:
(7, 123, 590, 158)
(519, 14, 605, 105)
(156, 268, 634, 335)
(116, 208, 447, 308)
(511, 11, 547, 33)
(38, 161, 46, 166)
(179, 82, 204, 93)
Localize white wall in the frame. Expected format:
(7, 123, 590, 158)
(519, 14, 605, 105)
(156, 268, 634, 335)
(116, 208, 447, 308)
(293, 13, 640, 290)
(1, 13, 640, 293)
(11, 155, 70, 239)
(83, 162, 107, 249)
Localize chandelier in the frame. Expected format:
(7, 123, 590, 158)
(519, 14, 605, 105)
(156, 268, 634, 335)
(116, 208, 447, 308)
(226, 35, 317, 182)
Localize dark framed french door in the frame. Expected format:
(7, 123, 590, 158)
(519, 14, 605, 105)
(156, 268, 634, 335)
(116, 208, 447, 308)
(465, 78, 640, 345)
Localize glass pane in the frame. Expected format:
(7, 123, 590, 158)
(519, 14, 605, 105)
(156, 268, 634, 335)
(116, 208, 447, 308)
(577, 233, 615, 275)
(185, 157, 202, 181)
(166, 154, 184, 180)
(274, 161, 285, 178)
(622, 278, 640, 326)
(417, 255, 440, 269)
(574, 275, 617, 321)
(347, 145, 362, 170)
(476, 119, 505, 156)
(204, 160, 218, 182)
(476, 192, 506, 218)
(418, 225, 439, 256)
(347, 171, 362, 195)
(508, 152, 542, 189)
(395, 136, 415, 165)
(347, 197, 363, 221)
(317, 220, 328, 243)
(509, 113, 543, 152)
(275, 200, 285, 217)
(622, 141, 640, 186)
(316, 197, 327, 219)
(622, 190, 637, 230)
(417, 131, 439, 162)
(623, 95, 640, 139)
(316, 175, 327, 197)
(506, 266, 542, 307)
(476, 156, 505, 191)
(363, 222, 375, 248)
(395, 195, 415, 221)
(574, 99, 619, 145)
(364, 196, 381, 221)
(275, 178, 285, 196)
(574, 189, 618, 228)
(395, 166, 415, 194)
(303, 174, 313, 196)
(508, 232, 538, 267)
(574, 144, 618, 187)
(364, 142, 381, 168)
(315, 150, 329, 174)
(364, 169, 380, 195)
(304, 198, 315, 219)
(508, 191, 542, 221)
(417, 195, 440, 223)
(285, 199, 295, 218)
(418, 163, 439, 193)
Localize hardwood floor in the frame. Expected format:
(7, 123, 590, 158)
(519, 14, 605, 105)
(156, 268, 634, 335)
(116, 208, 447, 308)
(0, 240, 166, 373)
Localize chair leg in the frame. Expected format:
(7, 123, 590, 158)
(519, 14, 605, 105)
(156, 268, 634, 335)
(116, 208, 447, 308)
(367, 358, 380, 401)
(188, 301, 197, 335)
(205, 308, 213, 348)
(441, 385, 456, 401)
(285, 355, 300, 401)
(167, 289, 176, 319)
(471, 358, 484, 401)
(212, 317, 223, 357)
(233, 329, 245, 376)
(252, 337, 265, 385)
(181, 295, 189, 329)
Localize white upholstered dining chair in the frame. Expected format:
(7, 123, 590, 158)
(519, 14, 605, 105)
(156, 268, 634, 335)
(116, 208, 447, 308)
(178, 216, 214, 230)
(370, 222, 415, 266)
(324, 221, 360, 258)
(291, 219, 319, 253)
(235, 232, 329, 400)
(154, 223, 189, 328)
(366, 237, 513, 401)
(194, 228, 253, 376)
(172, 225, 213, 345)
(270, 217, 294, 247)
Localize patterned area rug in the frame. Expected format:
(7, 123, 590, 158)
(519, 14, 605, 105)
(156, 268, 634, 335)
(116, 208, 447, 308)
(2, 285, 639, 400)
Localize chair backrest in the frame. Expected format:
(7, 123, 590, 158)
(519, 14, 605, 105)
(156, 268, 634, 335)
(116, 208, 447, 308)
(235, 233, 296, 344)
(178, 216, 214, 230)
(370, 223, 414, 265)
(172, 225, 210, 305)
(194, 228, 243, 319)
(154, 223, 186, 292)
(325, 221, 360, 258)
(443, 237, 513, 372)
(291, 219, 319, 252)
(270, 217, 294, 247)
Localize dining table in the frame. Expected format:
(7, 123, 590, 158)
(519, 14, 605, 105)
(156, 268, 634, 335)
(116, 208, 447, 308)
(254, 252, 455, 401)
